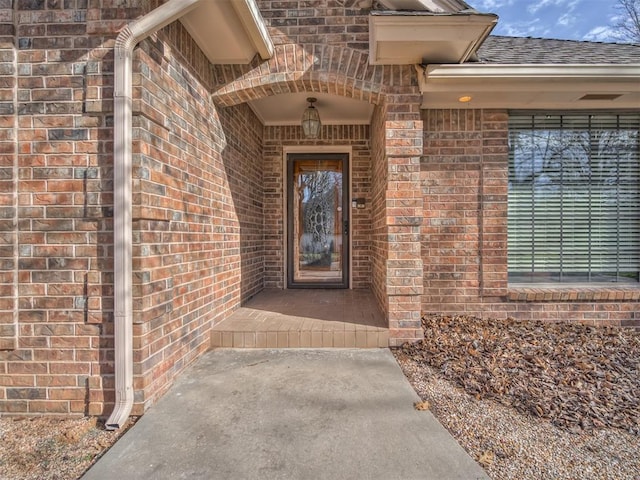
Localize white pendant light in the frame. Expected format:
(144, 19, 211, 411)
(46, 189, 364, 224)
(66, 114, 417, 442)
(301, 97, 321, 139)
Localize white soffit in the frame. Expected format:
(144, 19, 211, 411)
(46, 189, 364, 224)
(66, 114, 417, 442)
(369, 12, 497, 65)
(418, 64, 640, 109)
(180, 0, 273, 64)
(249, 92, 375, 126)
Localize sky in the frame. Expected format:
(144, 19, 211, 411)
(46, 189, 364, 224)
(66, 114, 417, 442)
(469, 0, 627, 42)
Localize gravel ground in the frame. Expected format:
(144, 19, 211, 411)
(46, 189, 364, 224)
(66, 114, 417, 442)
(0, 417, 133, 480)
(394, 315, 640, 480)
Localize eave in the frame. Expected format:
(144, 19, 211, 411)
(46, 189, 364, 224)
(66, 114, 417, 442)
(369, 11, 497, 65)
(180, 0, 273, 64)
(418, 64, 640, 109)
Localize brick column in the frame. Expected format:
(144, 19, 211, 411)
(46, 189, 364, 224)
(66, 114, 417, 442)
(384, 95, 423, 346)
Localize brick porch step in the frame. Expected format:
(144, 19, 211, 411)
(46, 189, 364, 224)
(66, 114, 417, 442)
(210, 289, 388, 348)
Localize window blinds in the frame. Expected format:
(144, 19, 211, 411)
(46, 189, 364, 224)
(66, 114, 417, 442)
(508, 113, 640, 283)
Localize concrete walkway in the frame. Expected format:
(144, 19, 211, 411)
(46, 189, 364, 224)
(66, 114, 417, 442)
(83, 349, 488, 480)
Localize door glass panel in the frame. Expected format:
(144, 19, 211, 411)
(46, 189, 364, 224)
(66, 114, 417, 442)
(291, 159, 344, 284)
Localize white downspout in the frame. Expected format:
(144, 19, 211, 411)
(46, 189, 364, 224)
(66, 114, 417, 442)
(106, 0, 204, 431)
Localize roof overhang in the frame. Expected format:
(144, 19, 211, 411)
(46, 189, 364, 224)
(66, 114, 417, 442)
(369, 11, 497, 65)
(418, 64, 640, 109)
(180, 0, 273, 64)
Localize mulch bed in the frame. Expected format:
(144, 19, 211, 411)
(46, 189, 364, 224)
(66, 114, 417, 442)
(399, 315, 640, 434)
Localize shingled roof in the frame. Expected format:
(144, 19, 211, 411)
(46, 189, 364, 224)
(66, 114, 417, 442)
(477, 35, 640, 64)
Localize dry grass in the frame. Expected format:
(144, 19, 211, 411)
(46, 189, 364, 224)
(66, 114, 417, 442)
(0, 417, 133, 480)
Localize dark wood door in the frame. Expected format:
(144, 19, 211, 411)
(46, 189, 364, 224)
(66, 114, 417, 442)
(287, 153, 349, 288)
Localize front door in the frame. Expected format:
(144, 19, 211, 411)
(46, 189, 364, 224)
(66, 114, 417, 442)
(287, 153, 349, 288)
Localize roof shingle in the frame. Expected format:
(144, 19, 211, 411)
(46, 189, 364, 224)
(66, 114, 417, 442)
(477, 36, 640, 64)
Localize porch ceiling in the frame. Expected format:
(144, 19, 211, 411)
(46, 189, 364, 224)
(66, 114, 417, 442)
(248, 92, 375, 126)
(418, 64, 640, 109)
(179, 0, 273, 64)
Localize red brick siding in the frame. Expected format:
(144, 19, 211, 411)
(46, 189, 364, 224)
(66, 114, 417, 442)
(211, 44, 404, 109)
(87, 1, 145, 37)
(130, 31, 264, 412)
(219, 106, 265, 301)
(0, 2, 268, 416)
(262, 124, 371, 289)
(0, 5, 16, 353)
(262, 137, 284, 289)
(422, 109, 486, 312)
(257, 0, 370, 51)
(351, 135, 372, 288)
(370, 105, 388, 316)
(5, 0, 634, 419)
(383, 93, 424, 346)
(0, 0, 114, 415)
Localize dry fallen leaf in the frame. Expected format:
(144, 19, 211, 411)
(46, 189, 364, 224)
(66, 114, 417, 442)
(478, 450, 495, 467)
(403, 314, 640, 434)
(414, 400, 430, 411)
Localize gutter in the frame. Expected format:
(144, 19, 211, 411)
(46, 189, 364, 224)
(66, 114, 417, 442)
(419, 63, 640, 81)
(106, 0, 204, 431)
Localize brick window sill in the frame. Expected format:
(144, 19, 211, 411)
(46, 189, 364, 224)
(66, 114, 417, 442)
(508, 284, 640, 302)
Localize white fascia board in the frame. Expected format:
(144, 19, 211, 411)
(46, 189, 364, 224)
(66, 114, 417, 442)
(422, 64, 640, 82)
(231, 0, 274, 60)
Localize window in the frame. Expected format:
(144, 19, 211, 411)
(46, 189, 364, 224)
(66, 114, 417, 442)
(508, 113, 640, 284)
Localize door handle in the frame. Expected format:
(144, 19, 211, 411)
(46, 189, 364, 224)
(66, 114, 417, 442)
(343, 220, 349, 236)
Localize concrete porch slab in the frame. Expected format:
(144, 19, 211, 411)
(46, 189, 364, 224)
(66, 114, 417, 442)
(211, 289, 388, 348)
(83, 349, 489, 480)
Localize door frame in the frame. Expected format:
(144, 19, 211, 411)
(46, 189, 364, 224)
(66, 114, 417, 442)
(283, 147, 352, 289)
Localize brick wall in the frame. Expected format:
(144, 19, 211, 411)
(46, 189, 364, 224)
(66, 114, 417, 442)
(350, 130, 372, 288)
(370, 104, 388, 318)
(219, 106, 265, 301)
(0, 1, 268, 416)
(0, 2, 16, 354)
(257, 0, 370, 51)
(0, 0, 119, 415)
(422, 108, 640, 327)
(422, 109, 490, 313)
(2, 0, 635, 418)
(129, 26, 265, 412)
(263, 124, 371, 289)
